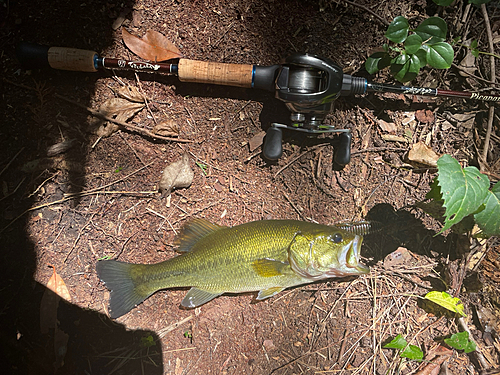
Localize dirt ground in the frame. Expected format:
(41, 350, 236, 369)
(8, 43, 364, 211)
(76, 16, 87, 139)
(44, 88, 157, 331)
(1, 0, 500, 374)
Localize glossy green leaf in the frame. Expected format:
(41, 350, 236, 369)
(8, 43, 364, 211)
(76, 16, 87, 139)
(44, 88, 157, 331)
(383, 334, 407, 350)
(435, 155, 489, 233)
(444, 331, 476, 353)
(474, 182, 500, 236)
(365, 51, 392, 74)
(391, 54, 420, 82)
(415, 47, 428, 68)
(401, 345, 424, 360)
(386, 16, 410, 43)
(415, 17, 447, 44)
(405, 34, 423, 54)
(427, 42, 454, 69)
(384, 335, 423, 361)
(425, 291, 466, 317)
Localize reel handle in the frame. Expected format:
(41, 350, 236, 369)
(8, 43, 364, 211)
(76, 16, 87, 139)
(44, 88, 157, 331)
(334, 131, 352, 166)
(262, 126, 283, 160)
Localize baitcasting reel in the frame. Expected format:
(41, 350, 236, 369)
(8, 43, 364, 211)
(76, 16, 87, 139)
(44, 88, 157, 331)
(262, 54, 366, 164)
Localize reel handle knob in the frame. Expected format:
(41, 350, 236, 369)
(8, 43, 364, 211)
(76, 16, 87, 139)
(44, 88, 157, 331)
(263, 126, 283, 160)
(334, 131, 352, 166)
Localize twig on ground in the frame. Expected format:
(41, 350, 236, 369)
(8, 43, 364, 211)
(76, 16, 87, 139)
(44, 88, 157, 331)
(480, 4, 496, 165)
(339, 0, 389, 26)
(0, 147, 24, 178)
(274, 143, 330, 178)
(0, 163, 154, 234)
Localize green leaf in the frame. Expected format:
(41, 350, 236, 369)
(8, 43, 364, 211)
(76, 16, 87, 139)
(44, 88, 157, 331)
(415, 47, 428, 68)
(474, 182, 500, 236)
(424, 291, 466, 317)
(383, 334, 407, 350)
(140, 335, 156, 348)
(401, 345, 424, 361)
(391, 54, 420, 82)
(435, 155, 490, 233)
(195, 161, 208, 175)
(433, 0, 454, 5)
(444, 331, 476, 353)
(386, 16, 410, 43)
(427, 42, 454, 69)
(415, 17, 447, 45)
(365, 51, 392, 74)
(405, 34, 423, 54)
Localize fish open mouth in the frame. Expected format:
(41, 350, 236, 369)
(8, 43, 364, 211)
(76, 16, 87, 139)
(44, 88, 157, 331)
(345, 235, 369, 274)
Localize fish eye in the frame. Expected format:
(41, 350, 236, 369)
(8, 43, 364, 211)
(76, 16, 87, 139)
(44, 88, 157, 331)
(332, 233, 343, 243)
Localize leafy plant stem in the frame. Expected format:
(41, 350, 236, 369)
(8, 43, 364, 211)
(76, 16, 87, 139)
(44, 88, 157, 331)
(455, 42, 500, 59)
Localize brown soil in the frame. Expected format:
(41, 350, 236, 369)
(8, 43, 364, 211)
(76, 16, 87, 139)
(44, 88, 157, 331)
(1, 0, 499, 374)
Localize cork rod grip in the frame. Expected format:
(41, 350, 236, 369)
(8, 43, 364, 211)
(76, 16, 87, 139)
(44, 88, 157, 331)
(47, 47, 98, 72)
(177, 59, 253, 88)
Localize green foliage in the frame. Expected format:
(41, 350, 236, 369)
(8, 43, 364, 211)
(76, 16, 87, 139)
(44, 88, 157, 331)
(444, 331, 476, 353)
(383, 335, 424, 361)
(424, 291, 466, 317)
(366, 16, 454, 82)
(425, 155, 499, 236)
(195, 161, 208, 175)
(140, 335, 156, 348)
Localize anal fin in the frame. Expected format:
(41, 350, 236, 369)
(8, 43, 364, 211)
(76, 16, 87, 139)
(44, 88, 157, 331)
(181, 287, 222, 308)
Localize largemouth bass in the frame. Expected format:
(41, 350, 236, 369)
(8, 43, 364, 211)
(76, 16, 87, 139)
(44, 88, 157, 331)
(96, 219, 370, 318)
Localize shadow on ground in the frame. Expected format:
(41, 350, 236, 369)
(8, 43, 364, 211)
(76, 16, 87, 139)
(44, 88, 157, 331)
(0, 1, 163, 373)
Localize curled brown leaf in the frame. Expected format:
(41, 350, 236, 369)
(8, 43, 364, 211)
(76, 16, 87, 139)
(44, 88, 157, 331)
(122, 28, 182, 62)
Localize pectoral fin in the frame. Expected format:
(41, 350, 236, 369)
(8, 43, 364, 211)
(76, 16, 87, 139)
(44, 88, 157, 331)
(256, 287, 285, 300)
(181, 288, 222, 308)
(252, 258, 289, 277)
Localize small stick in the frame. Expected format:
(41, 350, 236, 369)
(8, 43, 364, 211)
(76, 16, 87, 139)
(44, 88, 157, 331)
(480, 4, 496, 164)
(0, 147, 24, 178)
(341, 0, 389, 26)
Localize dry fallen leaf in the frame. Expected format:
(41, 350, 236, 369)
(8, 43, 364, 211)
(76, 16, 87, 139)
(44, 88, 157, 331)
(377, 119, 397, 133)
(95, 98, 145, 137)
(114, 85, 145, 103)
(122, 28, 182, 62)
(40, 265, 71, 334)
(159, 153, 194, 196)
(415, 109, 435, 124)
(152, 119, 180, 137)
(248, 131, 266, 152)
(408, 141, 440, 167)
(458, 40, 477, 77)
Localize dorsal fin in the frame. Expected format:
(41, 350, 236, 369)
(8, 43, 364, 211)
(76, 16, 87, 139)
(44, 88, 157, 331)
(174, 218, 225, 252)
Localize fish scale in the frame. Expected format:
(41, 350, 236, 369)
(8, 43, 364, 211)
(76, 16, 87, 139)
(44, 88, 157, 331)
(96, 219, 369, 318)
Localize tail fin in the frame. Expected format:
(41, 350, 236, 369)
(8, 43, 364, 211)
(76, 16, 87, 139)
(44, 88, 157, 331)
(96, 260, 150, 319)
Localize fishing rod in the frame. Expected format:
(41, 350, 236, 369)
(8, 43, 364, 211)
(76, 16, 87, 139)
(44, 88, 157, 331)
(16, 42, 500, 165)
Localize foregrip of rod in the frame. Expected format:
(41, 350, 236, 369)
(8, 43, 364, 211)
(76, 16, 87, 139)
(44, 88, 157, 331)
(177, 59, 253, 88)
(17, 42, 98, 72)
